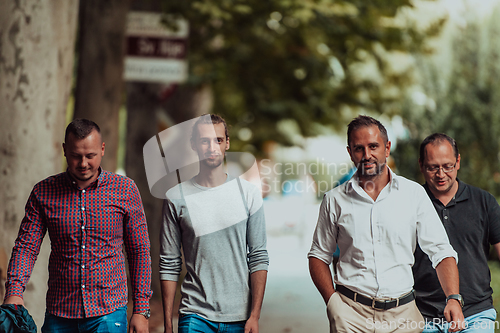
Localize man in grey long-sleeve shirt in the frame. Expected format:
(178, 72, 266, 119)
(160, 114, 269, 333)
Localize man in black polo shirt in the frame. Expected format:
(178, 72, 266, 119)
(413, 133, 500, 332)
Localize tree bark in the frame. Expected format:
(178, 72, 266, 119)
(125, 83, 163, 297)
(0, 0, 78, 326)
(73, 0, 131, 172)
(162, 84, 214, 124)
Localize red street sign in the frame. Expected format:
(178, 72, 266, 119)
(124, 12, 189, 83)
(127, 37, 187, 59)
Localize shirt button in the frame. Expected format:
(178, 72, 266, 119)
(82, 245, 85, 249)
(82, 265, 85, 269)
(81, 207, 85, 211)
(82, 190, 86, 193)
(82, 285, 85, 289)
(444, 216, 448, 219)
(82, 226, 85, 230)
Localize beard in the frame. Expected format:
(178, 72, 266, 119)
(356, 159, 386, 179)
(201, 154, 225, 169)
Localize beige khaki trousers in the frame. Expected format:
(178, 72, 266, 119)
(326, 292, 425, 333)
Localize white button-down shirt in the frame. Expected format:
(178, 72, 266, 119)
(308, 169, 457, 298)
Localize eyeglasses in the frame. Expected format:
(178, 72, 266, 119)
(424, 163, 457, 174)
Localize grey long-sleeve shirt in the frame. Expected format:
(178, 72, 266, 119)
(159, 176, 269, 322)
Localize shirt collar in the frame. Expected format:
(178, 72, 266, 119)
(454, 179, 469, 202)
(423, 178, 468, 207)
(344, 167, 399, 194)
(65, 167, 105, 190)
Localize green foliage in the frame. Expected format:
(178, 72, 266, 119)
(393, 8, 500, 196)
(161, 0, 443, 155)
(488, 261, 500, 332)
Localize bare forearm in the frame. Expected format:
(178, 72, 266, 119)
(435, 257, 465, 331)
(249, 270, 267, 319)
(160, 280, 178, 332)
(435, 257, 459, 296)
(309, 257, 335, 304)
(244, 270, 268, 333)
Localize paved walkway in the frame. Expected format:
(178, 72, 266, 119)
(150, 200, 330, 333)
(259, 201, 329, 333)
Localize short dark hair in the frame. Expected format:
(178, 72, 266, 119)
(191, 114, 229, 142)
(419, 133, 459, 161)
(347, 115, 388, 147)
(65, 118, 101, 142)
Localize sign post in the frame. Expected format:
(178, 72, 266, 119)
(124, 12, 188, 83)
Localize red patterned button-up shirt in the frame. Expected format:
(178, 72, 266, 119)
(5, 169, 152, 318)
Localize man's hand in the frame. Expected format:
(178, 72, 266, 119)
(129, 313, 149, 333)
(244, 315, 259, 333)
(444, 299, 465, 332)
(3, 295, 24, 306)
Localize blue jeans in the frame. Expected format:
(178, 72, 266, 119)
(178, 313, 246, 333)
(41, 306, 127, 333)
(423, 308, 497, 333)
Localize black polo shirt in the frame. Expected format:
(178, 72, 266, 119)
(413, 179, 500, 320)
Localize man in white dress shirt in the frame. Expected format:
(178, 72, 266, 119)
(308, 115, 465, 333)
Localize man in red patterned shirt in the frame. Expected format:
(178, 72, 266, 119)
(3, 119, 153, 333)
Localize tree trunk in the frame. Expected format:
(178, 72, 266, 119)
(0, 0, 78, 327)
(73, 0, 131, 172)
(162, 84, 214, 124)
(125, 83, 163, 297)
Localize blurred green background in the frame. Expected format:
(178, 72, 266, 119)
(3, 0, 500, 331)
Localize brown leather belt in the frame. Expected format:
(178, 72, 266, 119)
(336, 285, 415, 310)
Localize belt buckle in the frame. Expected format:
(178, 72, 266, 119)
(372, 294, 404, 310)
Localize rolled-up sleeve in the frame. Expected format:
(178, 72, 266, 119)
(246, 185, 269, 273)
(246, 207, 269, 273)
(416, 187, 458, 268)
(308, 194, 337, 265)
(159, 198, 183, 281)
